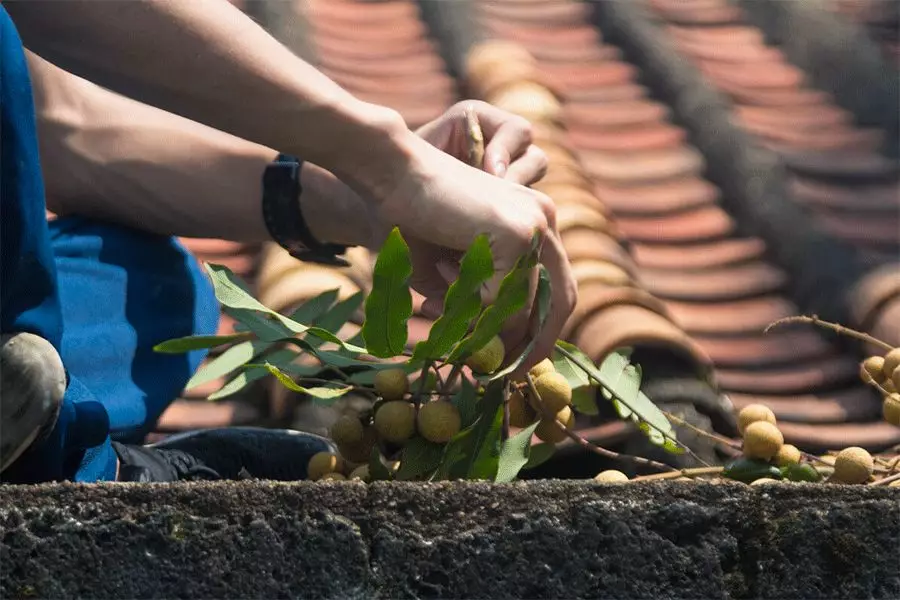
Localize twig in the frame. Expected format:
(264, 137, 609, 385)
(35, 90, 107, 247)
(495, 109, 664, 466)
(765, 315, 893, 351)
(632, 466, 725, 482)
(414, 361, 433, 406)
(870, 471, 900, 486)
(440, 363, 463, 398)
(525, 374, 679, 473)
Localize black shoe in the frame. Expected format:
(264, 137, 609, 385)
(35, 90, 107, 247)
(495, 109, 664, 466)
(1, 333, 66, 473)
(113, 427, 337, 482)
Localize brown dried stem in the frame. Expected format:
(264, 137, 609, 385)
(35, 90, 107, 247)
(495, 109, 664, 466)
(632, 466, 725, 482)
(765, 315, 892, 351)
(464, 104, 485, 169)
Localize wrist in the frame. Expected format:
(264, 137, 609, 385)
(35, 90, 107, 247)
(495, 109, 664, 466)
(300, 98, 420, 202)
(299, 163, 381, 249)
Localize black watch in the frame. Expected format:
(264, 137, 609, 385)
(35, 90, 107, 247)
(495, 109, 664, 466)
(261, 153, 351, 267)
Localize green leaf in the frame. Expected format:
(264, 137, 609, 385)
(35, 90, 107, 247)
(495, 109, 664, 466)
(279, 338, 375, 370)
(489, 264, 553, 381)
(723, 457, 783, 483)
(571, 386, 599, 416)
(448, 240, 540, 363)
(781, 463, 821, 483)
(555, 342, 678, 451)
(305, 292, 364, 349)
(208, 366, 269, 401)
(207, 264, 363, 352)
(495, 421, 541, 482)
(522, 443, 556, 470)
(186, 340, 270, 390)
(410, 235, 494, 362)
(368, 447, 393, 481)
(600, 363, 642, 420)
(451, 380, 505, 480)
(251, 362, 352, 404)
(552, 345, 593, 390)
(153, 333, 251, 354)
(288, 288, 340, 325)
(362, 228, 413, 358)
(451, 377, 480, 428)
(395, 437, 445, 481)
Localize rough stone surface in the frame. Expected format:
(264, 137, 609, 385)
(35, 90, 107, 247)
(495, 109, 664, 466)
(587, 0, 876, 335)
(1, 481, 898, 599)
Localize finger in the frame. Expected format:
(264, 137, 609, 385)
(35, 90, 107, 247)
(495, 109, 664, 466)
(484, 121, 532, 178)
(504, 144, 549, 187)
(420, 297, 444, 320)
(511, 233, 577, 378)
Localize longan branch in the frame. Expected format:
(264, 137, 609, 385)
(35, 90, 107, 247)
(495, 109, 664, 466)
(554, 344, 697, 458)
(632, 466, 725, 482)
(870, 471, 900, 486)
(765, 315, 893, 351)
(525, 374, 679, 473)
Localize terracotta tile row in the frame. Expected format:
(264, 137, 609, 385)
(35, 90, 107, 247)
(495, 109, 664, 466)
(643, 0, 900, 347)
(471, 0, 900, 452)
(302, 0, 457, 129)
(464, 37, 719, 446)
(645, 0, 900, 268)
(826, 0, 900, 65)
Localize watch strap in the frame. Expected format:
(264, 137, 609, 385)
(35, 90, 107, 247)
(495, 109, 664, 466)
(262, 153, 350, 267)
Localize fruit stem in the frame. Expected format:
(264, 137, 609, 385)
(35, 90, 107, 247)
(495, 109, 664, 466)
(631, 466, 725, 482)
(765, 315, 893, 351)
(525, 374, 679, 473)
(440, 363, 463, 399)
(414, 361, 433, 406)
(464, 104, 485, 169)
(870, 471, 900, 486)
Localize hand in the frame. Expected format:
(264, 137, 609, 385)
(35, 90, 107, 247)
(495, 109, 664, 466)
(372, 102, 576, 376)
(415, 100, 549, 185)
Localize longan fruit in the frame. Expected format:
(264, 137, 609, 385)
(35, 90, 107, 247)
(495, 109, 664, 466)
(535, 405, 573, 444)
(528, 358, 556, 380)
(831, 447, 874, 484)
(373, 401, 417, 444)
(593, 470, 628, 483)
(338, 425, 377, 463)
(348, 465, 370, 482)
(889, 479, 900, 488)
(465, 335, 506, 374)
(307, 452, 343, 481)
(330, 414, 365, 447)
(882, 393, 900, 427)
(417, 400, 462, 443)
(861, 356, 885, 384)
(882, 348, 900, 380)
(750, 478, 779, 487)
(893, 367, 900, 391)
(737, 403, 777, 435)
(374, 368, 409, 400)
(775, 444, 802, 467)
(533, 371, 572, 414)
(319, 472, 346, 481)
(742, 421, 784, 461)
(884, 380, 897, 395)
(509, 389, 538, 428)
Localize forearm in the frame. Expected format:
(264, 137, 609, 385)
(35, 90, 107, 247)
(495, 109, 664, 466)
(8, 0, 415, 197)
(29, 52, 375, 247)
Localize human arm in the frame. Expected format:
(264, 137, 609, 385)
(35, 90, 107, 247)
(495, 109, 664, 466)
(28, 51, 377, 247)
(11, 0, 576, 372)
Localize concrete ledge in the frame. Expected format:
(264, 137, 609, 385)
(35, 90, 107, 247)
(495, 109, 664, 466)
(1, 481, 898, 599)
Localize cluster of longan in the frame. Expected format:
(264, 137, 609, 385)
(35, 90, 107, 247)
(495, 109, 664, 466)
(859, 348, 900, 428)
(738, 404, 883, 485)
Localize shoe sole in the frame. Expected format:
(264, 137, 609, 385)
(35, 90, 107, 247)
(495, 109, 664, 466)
(1, 333, 66, 473)
(147, 426, 338, 453)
